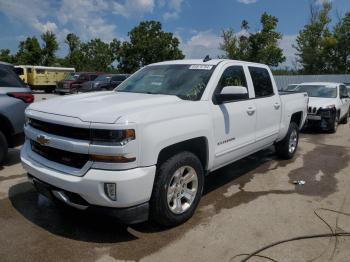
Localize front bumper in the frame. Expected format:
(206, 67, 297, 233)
(28, 175, 149, 224)
(21, 144, 156, 222)
(305, 111, 336, 130)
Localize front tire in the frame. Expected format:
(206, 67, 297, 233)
(329, 114, 339, 133)
(0, 130, 8, 165)
(150, 151, 204, 227)
(340, 109, 349, 124)
(275, 122, 299, 160)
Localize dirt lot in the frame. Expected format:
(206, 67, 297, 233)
(1, 93, 350, 262)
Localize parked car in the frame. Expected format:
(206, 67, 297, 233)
(0, 61, 34, 164)
(55, 72, 100, 94)
(80, 74, 129, 93)
(293, 82, 350, 133)
(14, 65, 75, 93)
(21, 59, 308, 226)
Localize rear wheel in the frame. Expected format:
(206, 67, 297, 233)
(150, 151, 204, 227)
(275, 122, 299, 160)
(0, 130, 8, 165)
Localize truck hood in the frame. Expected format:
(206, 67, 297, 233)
(28, 91, 183, 123)
(308, 97, 337, 109)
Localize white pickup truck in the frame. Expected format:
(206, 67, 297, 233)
(21, 59, 308, 226)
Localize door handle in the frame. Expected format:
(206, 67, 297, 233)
(274, 103, 281, 109)
(247, 106, 256, 115)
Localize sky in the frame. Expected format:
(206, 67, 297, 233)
(1, 0, 350, 68)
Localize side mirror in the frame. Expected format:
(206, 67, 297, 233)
(215, 86, 249, 104)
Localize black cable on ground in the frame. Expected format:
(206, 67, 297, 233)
(229, 207, 350, 262)
(239, 233, 350, 262)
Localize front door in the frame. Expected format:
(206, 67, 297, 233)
(211, 65, 257, 169)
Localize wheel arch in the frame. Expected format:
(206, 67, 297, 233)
(157, 137, 209, 171)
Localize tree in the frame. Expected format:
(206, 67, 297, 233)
(63, 33, 83, 70)
(333, 10, 350, 73)
(0, 49, 16, 64)
(41, 31, 59, 66)
(220, 13, 285, 67)
(118, 20, 184, 73)
(294, 1, 336, 74)
(80, 38, 120, 72)
(16, 36, 42, 65)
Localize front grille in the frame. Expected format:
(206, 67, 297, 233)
(308, 106, 319, 114)
(31, 140, 89, 168)
(29, 118, 90, 140)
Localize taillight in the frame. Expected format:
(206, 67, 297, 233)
(7, 92, 34, 103)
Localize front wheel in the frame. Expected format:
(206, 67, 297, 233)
(329, 114, 339, 133)
(340, 109, 349, 124)
(150, 151, 204, 227)
(275, 122, 299, 160)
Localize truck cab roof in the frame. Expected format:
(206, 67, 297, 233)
(151, 59, 270, 68)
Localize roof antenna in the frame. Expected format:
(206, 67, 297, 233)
(203, 55, 211, 62)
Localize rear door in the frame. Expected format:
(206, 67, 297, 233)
(211, 64, 257, 169)
(248, 66, 281, 146)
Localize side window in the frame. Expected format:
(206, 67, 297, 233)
(249, 67, 274, 98)
(90, 75, 98, 81)
(340, 85, 347, 97)
(78, 74, 88, 81)
(0, 68, 25, 87)
(215, 66, 247, 95)
(36, 69, 45, 74)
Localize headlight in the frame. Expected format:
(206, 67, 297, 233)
(91, 129, 135, 145)
(94, 82, 99, 87)
(323, 104, 336, 109)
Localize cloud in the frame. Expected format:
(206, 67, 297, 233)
(58, 0, 117, 42)
(0, 0, 56, 34)
(162, 0, 185, 20)
(112, 0, 155, 17)
(279, 34, 298, 68)
(237, 0, 258, 4)
(181, 30, 224, 59)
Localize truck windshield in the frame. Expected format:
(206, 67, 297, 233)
(116, 64, 216, 101)
(95, 75, 111, 82)
(294, 85, 337, 98)
(64, 73, 79, 80)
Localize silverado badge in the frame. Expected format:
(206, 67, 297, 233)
(36, 135, 50, 146)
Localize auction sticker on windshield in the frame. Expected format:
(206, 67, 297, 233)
(189, 65, 213, 70)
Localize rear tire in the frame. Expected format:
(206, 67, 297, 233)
(0, 131, 8, 165)
(150, 151, 204, 227)
(275, 122, 299, 160)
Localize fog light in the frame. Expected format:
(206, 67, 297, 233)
(104, 183, 117, 201)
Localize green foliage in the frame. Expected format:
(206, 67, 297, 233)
(80, 38, 120, 72)
(220, 12, 285, 67)
(0, 49, 16, 64)
(294, 1, 336, 74)
(117, 20, 185, 73)
(41, 31, 59, 66)
(333, 10, 350, 73)
(16, 36, 42, 65)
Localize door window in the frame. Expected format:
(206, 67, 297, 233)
(215, 66, 247, 95)
(249, 67, 274, 98)
(340, 85, 348, 98)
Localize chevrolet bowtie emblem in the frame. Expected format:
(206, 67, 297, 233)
(36, 135, 50, 146)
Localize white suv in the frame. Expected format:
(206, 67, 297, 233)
(294, 82, 350, 133)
